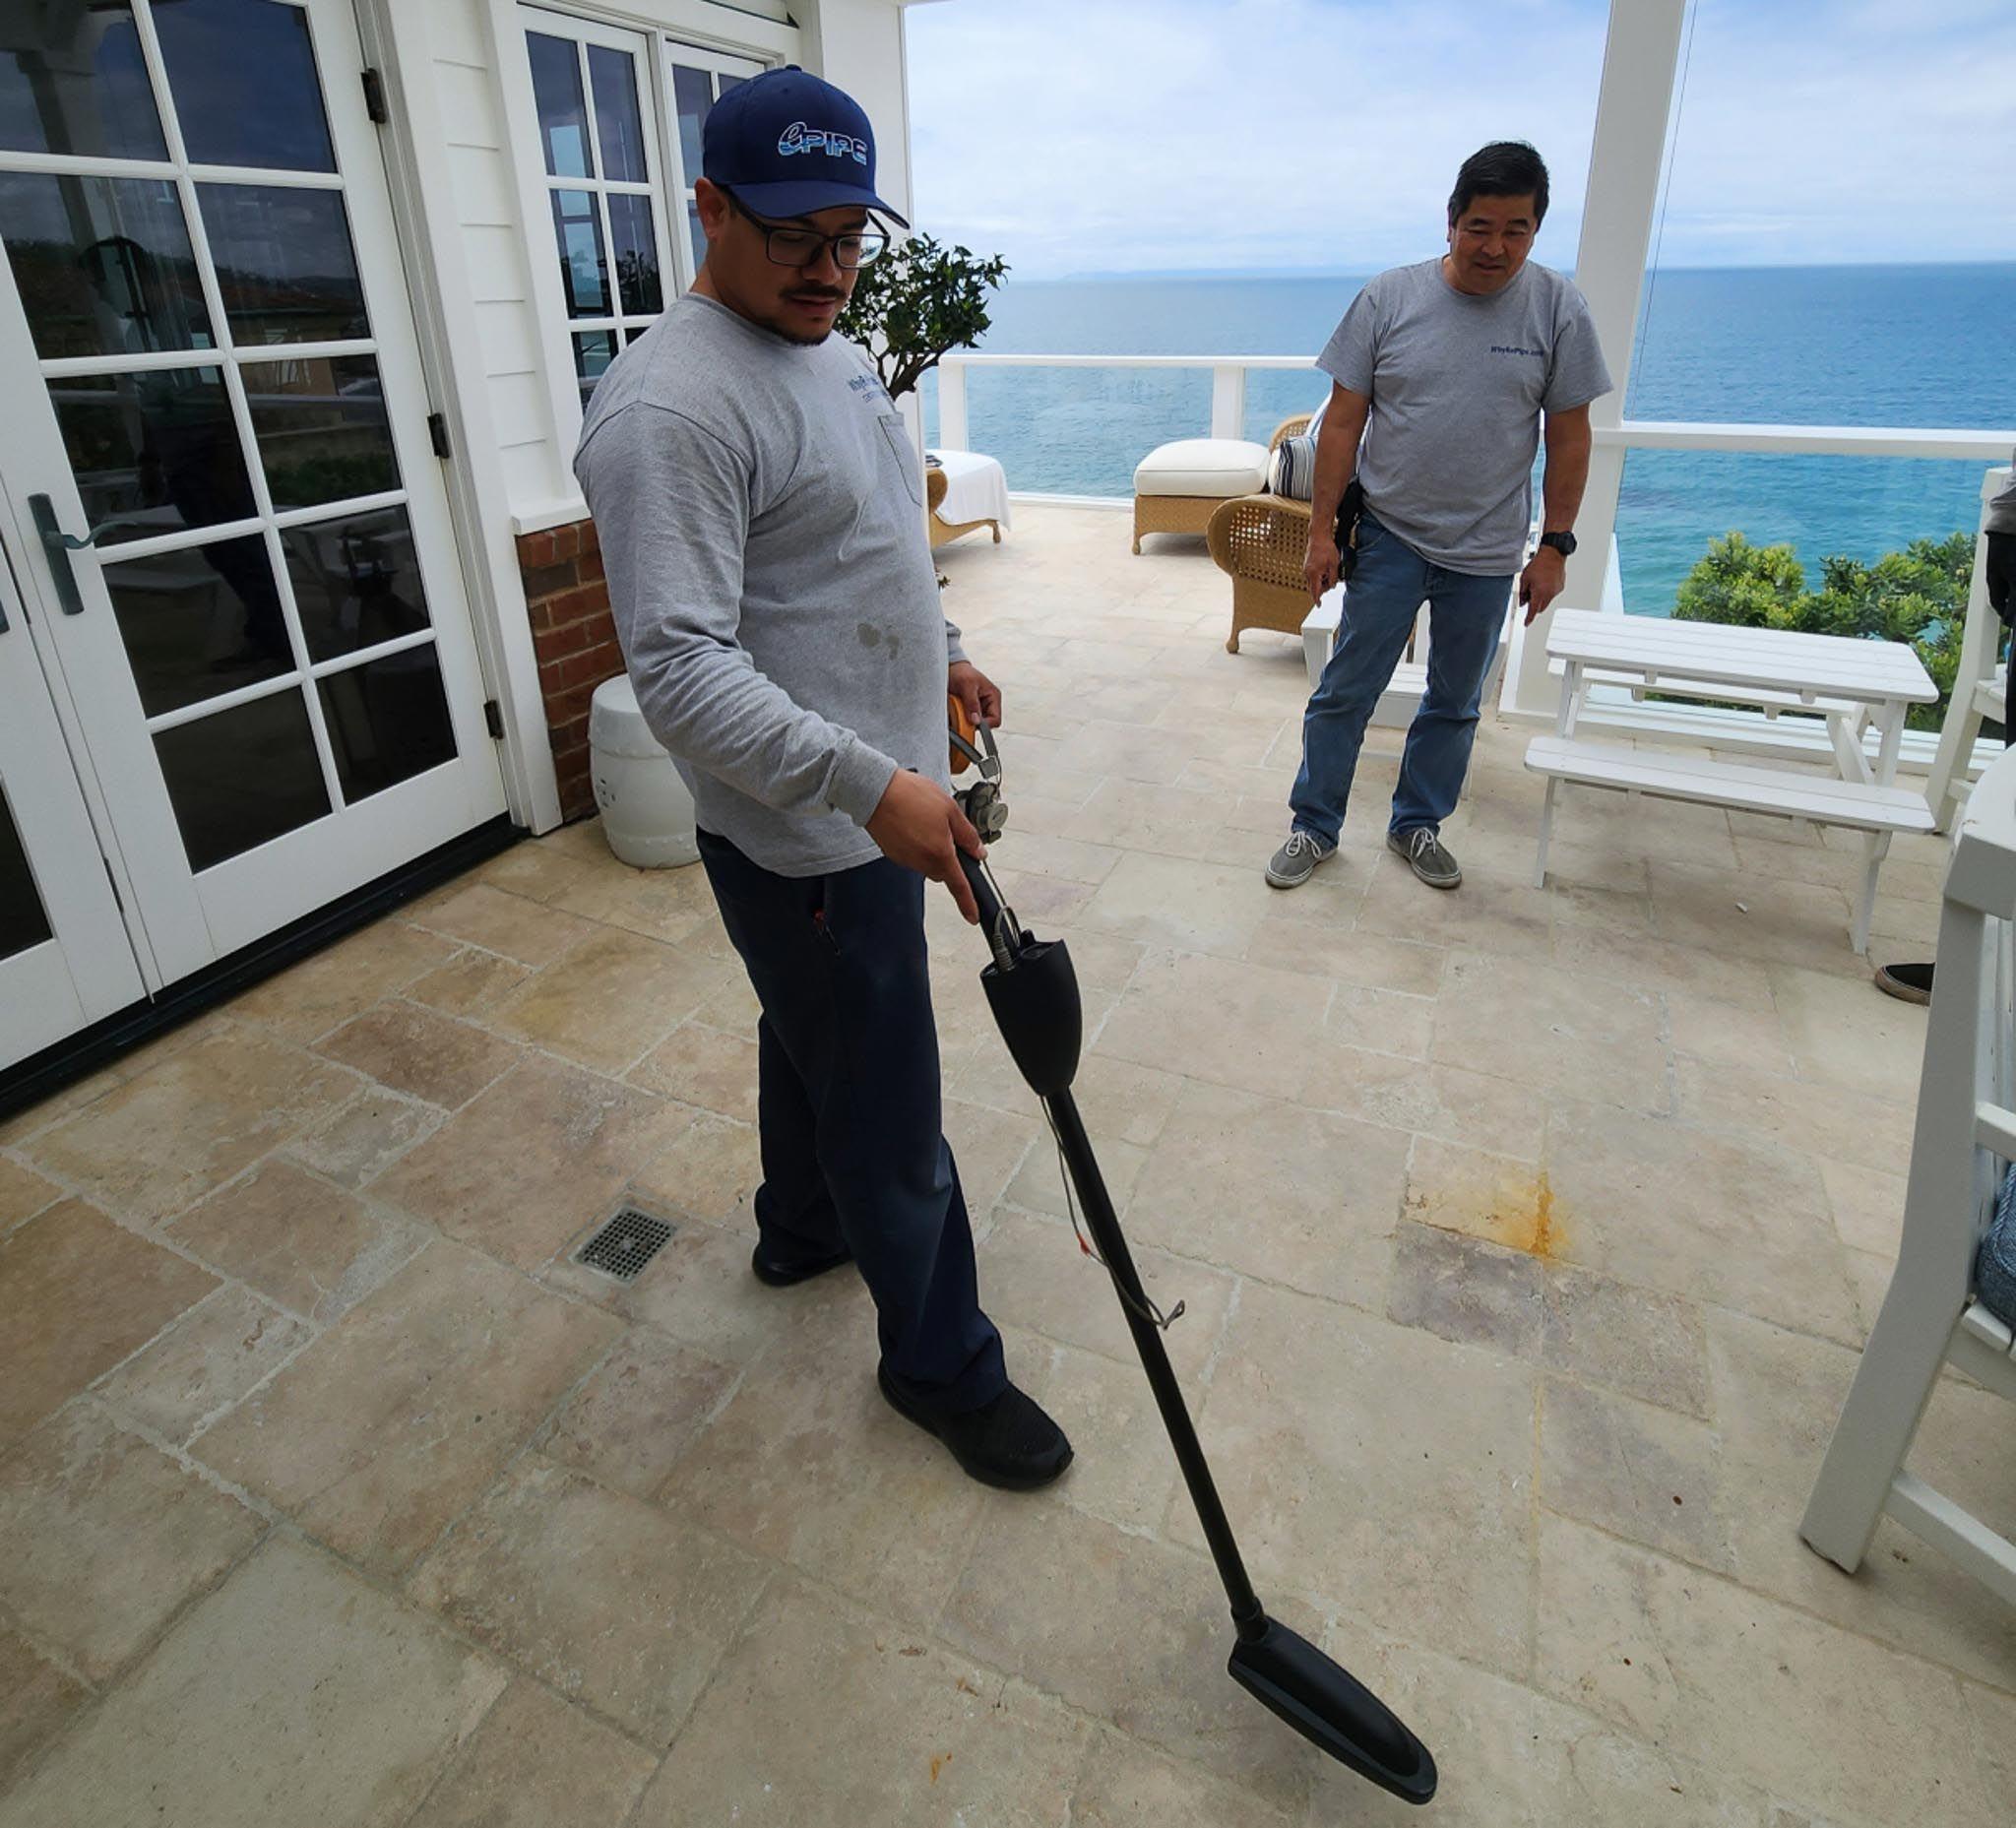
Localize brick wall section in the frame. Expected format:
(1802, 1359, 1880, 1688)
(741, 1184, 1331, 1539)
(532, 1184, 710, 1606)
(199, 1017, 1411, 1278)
(514, 516, 621, 821)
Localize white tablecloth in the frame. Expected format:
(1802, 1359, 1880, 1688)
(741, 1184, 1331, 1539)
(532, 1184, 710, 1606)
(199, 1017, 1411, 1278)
(925, 448, 1011, 531)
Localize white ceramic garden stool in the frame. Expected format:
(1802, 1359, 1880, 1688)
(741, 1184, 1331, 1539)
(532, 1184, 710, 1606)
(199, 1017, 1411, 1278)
(589, 673, 699, 868)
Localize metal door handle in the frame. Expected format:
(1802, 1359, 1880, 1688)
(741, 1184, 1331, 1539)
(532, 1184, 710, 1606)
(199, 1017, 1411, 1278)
(28, 493, 98, 615)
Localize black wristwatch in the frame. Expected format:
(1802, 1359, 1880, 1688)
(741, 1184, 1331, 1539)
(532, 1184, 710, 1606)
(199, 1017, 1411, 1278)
(1539, 531, 1578, 558)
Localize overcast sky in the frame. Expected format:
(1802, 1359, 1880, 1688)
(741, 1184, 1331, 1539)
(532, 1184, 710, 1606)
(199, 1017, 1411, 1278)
(905, 0, 2016, 279)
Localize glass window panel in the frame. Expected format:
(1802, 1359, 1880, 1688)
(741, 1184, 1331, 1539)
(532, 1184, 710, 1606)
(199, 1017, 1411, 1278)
(241, 354, 399, 509)
(550, 189, 607, 316)
(318, 648, 457, 802)
(155, 687, 330, 871)
(0, 787, 55, 963)
(573, 330, 616, 406)
(686, 201, 705, 281)
(281, 505, 429, 662)
(0, 173, 211, 359)
(50, 366, 258, 546)
(670, 64, 711, 178)
(527, 32, 589, 178)
(150, 0, 335, 172)
(198, 183, 367, 346)
(588, 45, 647, 183)
(0, 2, 165, 160)
(605, 193, 661, 317)
(101, 533, 292, 716)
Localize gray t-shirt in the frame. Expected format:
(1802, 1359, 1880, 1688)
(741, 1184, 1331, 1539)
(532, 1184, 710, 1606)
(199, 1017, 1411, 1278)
(1318, 259, 1612, 575)
(574, 292, 963, 878)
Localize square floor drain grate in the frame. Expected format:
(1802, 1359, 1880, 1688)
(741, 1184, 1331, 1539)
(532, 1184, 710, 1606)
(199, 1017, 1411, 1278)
(575, 1208, 675, 1282)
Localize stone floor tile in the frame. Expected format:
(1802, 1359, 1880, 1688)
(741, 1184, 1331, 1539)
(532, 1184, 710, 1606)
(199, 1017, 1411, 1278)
(1534, 1513, 1992, 1826)
(313, 1001, 522, 1109)
(1672, 1055, 1916, 1176)
(0, 1201, 217, 1452)
(0, 1016, 225, 1151)
(637, 1578, 1088, 1826)
(1665, 988, 1794, 1074)
(1017, 1337, 1181, 1535)
(545, 855, 720, 944)
(1080, 851, 1281, 959)
(0, 1404, 263, 1681)
(1385, 1222, 1544, 1357)
(1650, 861, 1861, 976)
(1544, 784, 1740, 872)
(168, 1159, 427, 1324)
(1025, 922, 1148, 994)
(1404, 1139, 1561, 1259)
(0, 1154, 61, 1233)
(95, 1284, 310, 1446)
(23, 1028, 356, 1222)
(280, 1086, 444, 1189)
(987, 862, 1100, 927)
(1318, 983, 1435, 1060)
(1057, 779, 1225, 861)
(0, 1626, 88, 1792)
(1127, 1080, 1407, 1305)
(1767, 963, 1928, 1103)
(1005, 1132, 1147, 1221)
(376, 1056, 692, 1269)
(536, 1327, 736, 1499)
(405, 1678, 658, 1828)
(1540, 1377, 1732, 1569)
(1429, 950, 1670, 1115)
(1819, 1159, 1907, 1258)
(409, 1457, 769, 1744)
(489, 927, 730, 1074)
(406, 881, 594, 967)
(957, 1048, 1185, 1156)
(0, 1534, 505, 1828)
(937, 1505, 1325, 1816)
(943, 1097, 1045, 1214)
(196, 1241, 618, 1576)
(626, 1112, 761, 1225)
(625, 1020, 760, 1119)
(1307, 1045, 1549, 1162)
(1550, 923, 1777, 1003)
(1245, 917, 1446, 997)
(1541, 1263, 1711, 1418)
(1357, 860, 1558, 962)
(1174, 1280, 1537, 1679)
(994, 828, 1123, 886)
(403, 945, 535, 1019)
(1068, 1729, 1296, 1828)
(225, 918, 460, 1040)
(470, 832, 598, 904)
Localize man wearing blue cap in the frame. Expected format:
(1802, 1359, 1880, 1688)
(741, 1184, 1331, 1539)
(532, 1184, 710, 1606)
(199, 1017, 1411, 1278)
(575, 67, 1071, 1491)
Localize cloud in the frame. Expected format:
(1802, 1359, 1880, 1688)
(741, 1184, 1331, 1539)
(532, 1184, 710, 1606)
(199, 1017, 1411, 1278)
(905, 0, 2016, 275)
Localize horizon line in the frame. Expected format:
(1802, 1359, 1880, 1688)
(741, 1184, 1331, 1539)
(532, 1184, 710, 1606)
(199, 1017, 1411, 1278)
(1033, 256, 2016, 284)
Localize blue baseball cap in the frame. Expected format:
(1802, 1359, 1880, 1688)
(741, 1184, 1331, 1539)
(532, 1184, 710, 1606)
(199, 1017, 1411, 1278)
(702, 66, 910, 228)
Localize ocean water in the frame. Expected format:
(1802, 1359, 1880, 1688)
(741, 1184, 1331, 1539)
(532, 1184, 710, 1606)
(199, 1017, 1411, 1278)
(919, 263, 2016, 614)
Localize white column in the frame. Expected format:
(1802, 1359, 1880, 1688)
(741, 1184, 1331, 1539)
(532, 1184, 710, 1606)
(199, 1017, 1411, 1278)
(936, 357, 969, 453)
(1210, 362, 1247, 441)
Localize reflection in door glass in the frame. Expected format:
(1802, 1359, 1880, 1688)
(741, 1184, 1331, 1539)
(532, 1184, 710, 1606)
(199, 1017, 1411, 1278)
(573, 331, 616, 406)
(550, 191, 608, 315)
(319, 649, 458, 802)
(0, 174, 211, 359)
(588, 46, 648, 183)
(151, 0, 336, 172)
(282, 506, 430, 662)
(51, 367, 258, 546)
(154, 688, 330, 871)
(0, 786, 56, 962)
(0, 1, 165, 161)
(199, 185, 368, 346)
(670, 64, 712, 176)
(102, 536, 292, 718)
(527, 32, 590, 178)
(686, 203, 705, 284)
(241, 355, 400, 508)
(605, 195, 661, 316)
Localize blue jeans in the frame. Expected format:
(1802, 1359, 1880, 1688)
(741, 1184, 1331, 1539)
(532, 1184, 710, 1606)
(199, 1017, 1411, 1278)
(1289, 512, 1512, 847)
(697, 831, 1006, 1416)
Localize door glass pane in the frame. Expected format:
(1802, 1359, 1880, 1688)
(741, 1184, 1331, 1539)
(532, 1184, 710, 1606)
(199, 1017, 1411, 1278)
(670, 64, 711, 176)
(573, 330, 615, 405)
(101, 534, 292, 716)
(550, 190, 607, 315)
(588, 46, 647, 183)
(0, 2, 166, 160)
(0, 787, 55, 962)
(241, 354, 399, 508)
(198, 184, 367, 345)
(527, 32, 589, 178)
(319, 649, 457, 801)
(605, 193, 661, 316)
(155, 688, 330, 870)
(0, 174, 211, 358)
(686, 202, 705, 280)
(150, 0, 336, 172)
(51, 366, 257, 546)
(282, 506, 429, 662)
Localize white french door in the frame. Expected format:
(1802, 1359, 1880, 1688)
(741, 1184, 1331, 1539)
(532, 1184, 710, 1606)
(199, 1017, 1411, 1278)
(660, 40, 765, 291)
(0, 0, 506, 1004)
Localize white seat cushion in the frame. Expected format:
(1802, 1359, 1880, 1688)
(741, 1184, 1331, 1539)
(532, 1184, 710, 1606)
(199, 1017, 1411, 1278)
(1133, 438, 1270, 498)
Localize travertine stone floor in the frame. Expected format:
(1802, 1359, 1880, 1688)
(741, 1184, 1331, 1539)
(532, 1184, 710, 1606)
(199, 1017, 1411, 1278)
(2, 504, 2004, 1825)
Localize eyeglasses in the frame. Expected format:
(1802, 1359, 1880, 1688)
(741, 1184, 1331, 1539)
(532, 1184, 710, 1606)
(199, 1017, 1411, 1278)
(723, 190, 888, 270)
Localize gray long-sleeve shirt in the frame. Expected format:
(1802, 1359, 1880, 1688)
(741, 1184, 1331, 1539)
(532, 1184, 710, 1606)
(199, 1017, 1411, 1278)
(574, 292, 963, 878)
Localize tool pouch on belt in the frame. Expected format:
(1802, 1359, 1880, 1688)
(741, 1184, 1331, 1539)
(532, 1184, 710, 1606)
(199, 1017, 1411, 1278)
(1334, 476, 1365, 585)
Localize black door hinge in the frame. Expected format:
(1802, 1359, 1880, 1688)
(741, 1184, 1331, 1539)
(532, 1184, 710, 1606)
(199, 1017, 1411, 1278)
(483, 699, 504, 740)
(361, 68, 390, 124)
(427, 412, 451, 460)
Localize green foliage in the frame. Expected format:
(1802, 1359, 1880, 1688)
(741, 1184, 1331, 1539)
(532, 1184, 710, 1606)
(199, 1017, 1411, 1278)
(1672, 528, 1978, 729)
(837, 232, 1007, 402)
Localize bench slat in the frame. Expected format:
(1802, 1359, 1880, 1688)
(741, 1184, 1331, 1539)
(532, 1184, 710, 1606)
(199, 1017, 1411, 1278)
(1545, 608, 1938, 702)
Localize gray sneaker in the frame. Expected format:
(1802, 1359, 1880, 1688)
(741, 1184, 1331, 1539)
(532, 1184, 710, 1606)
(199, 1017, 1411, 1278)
(1388, 827, 1461, 890)
(1265, 829, 1335, 889)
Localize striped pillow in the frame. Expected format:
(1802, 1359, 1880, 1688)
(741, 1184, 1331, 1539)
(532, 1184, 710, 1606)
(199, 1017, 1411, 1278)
(1269, 432, 1317, 501)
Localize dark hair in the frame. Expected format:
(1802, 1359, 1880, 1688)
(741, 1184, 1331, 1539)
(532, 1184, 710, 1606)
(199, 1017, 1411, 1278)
(1447, 142, 1549, 227)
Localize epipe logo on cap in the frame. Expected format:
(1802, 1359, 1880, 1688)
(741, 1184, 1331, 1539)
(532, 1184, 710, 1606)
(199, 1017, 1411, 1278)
(778, 121, 868, 165)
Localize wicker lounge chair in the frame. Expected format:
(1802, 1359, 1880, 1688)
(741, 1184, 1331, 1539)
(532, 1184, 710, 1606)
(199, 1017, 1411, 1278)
(1206, 414, 1320, 654)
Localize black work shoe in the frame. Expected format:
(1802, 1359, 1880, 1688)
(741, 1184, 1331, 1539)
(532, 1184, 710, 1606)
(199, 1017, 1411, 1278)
(750, 1242, 853, 1288)
(877, 1363, 1074, 1490)
(1873, 961, 1934, 1005)
(1388, 827, 1462, 890)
